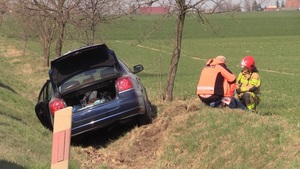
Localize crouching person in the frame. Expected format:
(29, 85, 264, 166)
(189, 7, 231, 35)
(234, 56, 261, 112)
(196, 56, 236, 107)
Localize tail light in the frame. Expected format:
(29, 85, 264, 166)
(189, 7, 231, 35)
(49, 98, 66, 115)
(117, 77, 133, 92)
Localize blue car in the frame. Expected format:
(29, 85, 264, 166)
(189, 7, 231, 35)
(34, 44, 155, 137)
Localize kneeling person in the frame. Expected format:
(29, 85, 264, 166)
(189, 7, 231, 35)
(196, 56, 236, 107)
(235, 56, 261, 112)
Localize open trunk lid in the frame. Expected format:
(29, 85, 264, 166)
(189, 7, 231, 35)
(49, 44, 118, 90)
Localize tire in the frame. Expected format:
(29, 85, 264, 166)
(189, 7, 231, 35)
(138, 100, 153, 125)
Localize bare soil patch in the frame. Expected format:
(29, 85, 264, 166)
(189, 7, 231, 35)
(75, 99, 201, 169)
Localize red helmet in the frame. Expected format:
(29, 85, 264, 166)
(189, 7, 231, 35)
(240, 55, 256, 70)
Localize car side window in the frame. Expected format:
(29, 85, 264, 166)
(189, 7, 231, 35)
(46, 81, 52, 100)
(38, 80, 52, 103)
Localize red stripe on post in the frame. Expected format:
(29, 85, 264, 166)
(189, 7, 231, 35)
(51, 131, 66, 163)
(63, 129, 71, 160)
(57, 131, 65, 162)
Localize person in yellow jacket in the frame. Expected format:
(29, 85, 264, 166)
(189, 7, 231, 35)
(197, 55, 236, 107)
(234, 56, 261, 112)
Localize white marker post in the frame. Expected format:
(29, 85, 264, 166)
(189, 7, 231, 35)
(51, 107, 72, 169)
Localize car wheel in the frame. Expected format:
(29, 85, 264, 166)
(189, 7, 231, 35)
(138, 100, 153, 125)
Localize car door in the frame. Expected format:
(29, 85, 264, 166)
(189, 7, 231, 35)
(34, 80, 53, 130)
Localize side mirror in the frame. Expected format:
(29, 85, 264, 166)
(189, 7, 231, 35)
(133, 64, 144, 74)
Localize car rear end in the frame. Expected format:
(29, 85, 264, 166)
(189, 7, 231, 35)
(72, 76, 145, 136)
(48, 44, 147, 136)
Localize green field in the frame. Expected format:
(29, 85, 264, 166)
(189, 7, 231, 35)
(100, 11, 300, 118)
(1, 11, 300, 168)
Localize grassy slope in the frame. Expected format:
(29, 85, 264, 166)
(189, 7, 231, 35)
(0, 11, 300, 168)
(0, 39, 50, 168)
(0, 39, 80, 168)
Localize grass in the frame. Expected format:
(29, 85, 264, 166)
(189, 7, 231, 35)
(0, 38, 80, 168)
(0, 10, 300, 168)
(107, 35, 300, 119)
(162, 110, 285, 168)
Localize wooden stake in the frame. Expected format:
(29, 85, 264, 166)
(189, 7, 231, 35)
(51, 107, 72, 169)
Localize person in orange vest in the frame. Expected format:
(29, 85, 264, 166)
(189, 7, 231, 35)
(196, 56, 236, 107)
(234, 56, 261, 112)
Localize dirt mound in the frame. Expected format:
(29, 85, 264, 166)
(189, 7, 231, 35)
(78, 98, 201, 169)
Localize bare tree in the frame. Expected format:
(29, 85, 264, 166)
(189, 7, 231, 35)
(23, 0, 81, 57)
(221, 0, 242, 12)
(163, 0, 228, 101)
(37, 16, 56, 67)
(244, 0, 271, 11)
(36, 0, 80, 57)
(281, 0, 285, 8)
(70, 0, 158, 45)
(10, 1, 57, 67)
(70, 0, 125, 45)
(163, 0, 255, 101)
(12, 0, 81, 66)
(0, 0, 7, 23)
(10, 0, 157, 67)
(163, 0, 187, 102)
(0, 0, 6, 13)
(244, 0, 252, 11)
(71, 0, 107, 45)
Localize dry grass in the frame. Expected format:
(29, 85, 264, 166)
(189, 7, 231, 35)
(71, 98, 300, 169)
(73, 99, 200, 169)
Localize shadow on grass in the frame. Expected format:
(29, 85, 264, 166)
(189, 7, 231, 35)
(0, 111, 28, 126)
(0, 160, 26, 169)
(0, 82, 18, 94)
(71, 104, 158, 149)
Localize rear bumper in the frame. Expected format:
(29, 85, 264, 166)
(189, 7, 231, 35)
(71, 95, 144, 136)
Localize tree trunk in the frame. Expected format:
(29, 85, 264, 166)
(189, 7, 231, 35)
(55, 21, 65, 58)
(43, 45, 50, 67)
(55, 0, 66, 58)
(44, 39, 51, 67)
(163, 9, 186, 102)
(41, 19, 55, 67)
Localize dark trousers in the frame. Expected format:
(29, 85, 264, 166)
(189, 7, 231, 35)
(229, 97, 248, 110)
(198, 94, 223, 107)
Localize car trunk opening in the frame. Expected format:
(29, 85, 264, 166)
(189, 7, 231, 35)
(61, 79, 117, 113)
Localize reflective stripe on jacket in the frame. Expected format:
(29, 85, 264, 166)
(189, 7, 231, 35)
(197, 59, 236, 96)
(237, 71, 261, 95)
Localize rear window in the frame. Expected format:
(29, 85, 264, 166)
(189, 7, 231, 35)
(58, 67, 116, 93)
